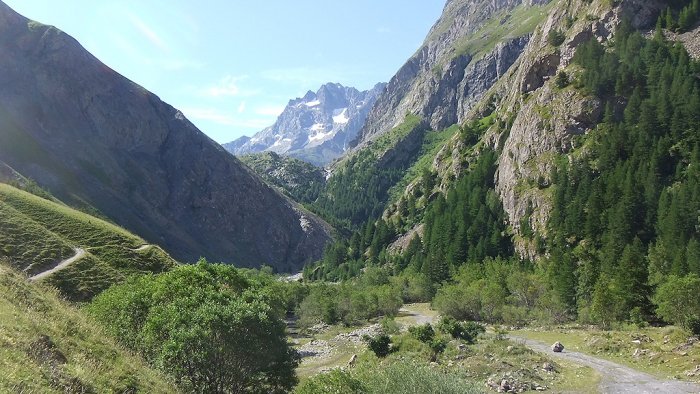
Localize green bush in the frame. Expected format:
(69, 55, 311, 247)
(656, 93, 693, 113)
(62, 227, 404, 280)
(688, 315, 700, 336)
(555, 71, 570, 88)
(380, 317, 400, 334)
(654, 275, 700, 330)
(408, 323, 435, 343)
(364, 334, 392, 358)
(547, 29, 566, 46)
(428, 337, 448, 358)
(294, 369, 366, 394)
(437, 316, 482, 343)
(88, 262, 298, 393)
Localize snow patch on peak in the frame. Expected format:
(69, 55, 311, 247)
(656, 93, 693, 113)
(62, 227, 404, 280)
(332, 108, 349, 124)
(309, 131, 333, 142)
(310, 123, 325, 132)
(305, 100, 321, 107)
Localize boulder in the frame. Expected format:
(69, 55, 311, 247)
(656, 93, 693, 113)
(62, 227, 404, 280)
(551, 341, 564, 352)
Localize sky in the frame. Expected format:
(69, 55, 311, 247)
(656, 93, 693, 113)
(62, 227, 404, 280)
(4, 1, 445, 144)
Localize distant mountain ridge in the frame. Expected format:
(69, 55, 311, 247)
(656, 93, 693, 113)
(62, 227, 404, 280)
(0, 1, 331, 271)
(224, 82, 386, 166)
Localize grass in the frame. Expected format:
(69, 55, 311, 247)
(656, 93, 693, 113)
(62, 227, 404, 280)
(388, 125, 459, 203)
(0, 183, 176, 301)
(336, 113, 423, 171)
(395, 302, 440, 328)
(0, 200, 74, 273)
(0, 264, 177, 393)
(515, 326, 700, 382)
(295, 302, 600, 393)
(296, 340, 360, 380)
(452, 2, 555, 61)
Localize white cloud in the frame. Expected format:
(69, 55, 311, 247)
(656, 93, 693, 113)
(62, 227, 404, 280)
(129, 15, 168, 52)
(201, 75, 259, 98)
(237, 101, 247, 114)
(376, 26, 392, 34)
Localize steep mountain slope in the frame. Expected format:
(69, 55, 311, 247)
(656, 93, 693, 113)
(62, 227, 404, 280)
(315, 0, 552, 229)
(226, 83, 386, 166)
(0, 183, 176, 301)
(0, 1, 331, 271)
(239, 152, 325, 204)
(308, 0, 700, 330)
(0, 264, 177, 392)
(352, 0, 552, 148)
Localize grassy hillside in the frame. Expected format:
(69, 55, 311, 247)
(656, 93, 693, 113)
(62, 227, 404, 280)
(0, 183, 176, 301)
(0, 263, 178, 393)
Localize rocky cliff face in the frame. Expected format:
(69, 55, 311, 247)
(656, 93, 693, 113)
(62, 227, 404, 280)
(353, 0, 551, 148)
(368, 0, 668, 260)
(0, 1, 332, 271)
(489, 0, 664, 258)
(225, 83, 386, 166)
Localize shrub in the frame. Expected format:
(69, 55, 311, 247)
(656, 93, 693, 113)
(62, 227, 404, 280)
(294, 369, 366, 394)
(408, 323, 435, 343)
(654, 274, 700, 330)
(687, 315, 700, 336)
(364, 334, 392, 358)
(463, 321, 486, 340)
(89, 262, 299, 393)
(547, 29, 566, 47)
(380, 317, 400, 335)
(555, 71, 570, 88)
(437, 316, 483, 344)
(429, 337, 448, 358)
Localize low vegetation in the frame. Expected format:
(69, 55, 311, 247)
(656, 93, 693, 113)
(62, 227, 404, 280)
(295, 361, 481, 394)
(295, 311, 599, 393)
(517, 325, 700, 382)
(0, 183, 176, 300)
(0, 263, 176, 393)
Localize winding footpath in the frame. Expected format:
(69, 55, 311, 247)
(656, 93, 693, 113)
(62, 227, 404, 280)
(133, 244, 153, 252)
(29, 247, 86, 281)
(398, 305, 699, 393)
(507, 335, 700, 393)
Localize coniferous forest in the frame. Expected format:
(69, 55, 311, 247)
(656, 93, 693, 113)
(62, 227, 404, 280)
(306, 22, 700, 332)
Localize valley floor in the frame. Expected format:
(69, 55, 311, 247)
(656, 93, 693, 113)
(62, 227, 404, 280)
(509, 335, 700, 393)
(295, 304, 700, 393)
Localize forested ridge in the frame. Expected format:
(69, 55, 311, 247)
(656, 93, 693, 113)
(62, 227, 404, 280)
(305, 19, 700, 331)
(545, 22, 700, 326)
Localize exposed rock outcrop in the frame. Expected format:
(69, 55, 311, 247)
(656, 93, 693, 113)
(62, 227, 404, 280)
(491, 0, 664, 257)
(353, 0, 549, 149)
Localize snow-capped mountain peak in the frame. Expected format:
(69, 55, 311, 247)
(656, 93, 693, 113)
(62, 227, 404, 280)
(224, 82, 386, 166)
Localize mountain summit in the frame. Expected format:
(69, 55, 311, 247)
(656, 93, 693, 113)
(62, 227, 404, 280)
(0, 1, 331, 271)
(225, 82, 386, 166)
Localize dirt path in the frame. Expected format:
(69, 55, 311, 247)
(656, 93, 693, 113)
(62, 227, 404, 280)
(133, 244, 152, 252)
(509, 335, 700, 394)
(29, 248, 85, 281)
(397, 303, 439, 327)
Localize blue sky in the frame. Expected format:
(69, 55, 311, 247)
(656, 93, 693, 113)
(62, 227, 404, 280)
(5, 1, 445, 143)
